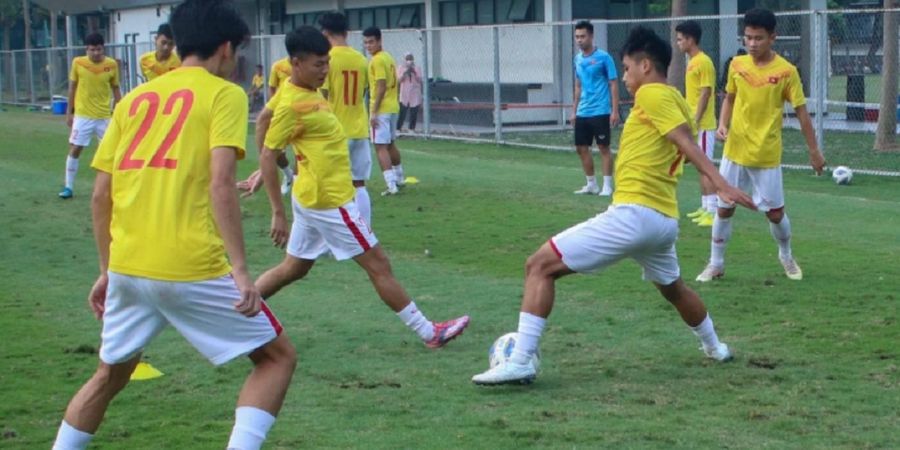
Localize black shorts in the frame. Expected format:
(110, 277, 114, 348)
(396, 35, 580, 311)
(574, 115, 611, 146)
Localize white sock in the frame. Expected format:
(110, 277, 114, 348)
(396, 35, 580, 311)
(710, 214, 732, 268)
(52, 420, 93, 450)
(509, 312, 546, 365)
(602, 176, 613, 190)
(586, 175, 597, 187)
(397, 301, 434, 341)
(382, 169, 395, 188)
(704, 195, 718, 213)
(65, 156, 79, 190)
(279, 164, 293, 180)
(355, 186, 371, 227)
(690, 314, 721, 350)
(393, 164, 404, 182)
(227, 406, 276, 450)
(698, 195, 705, 210)
(769, 214, 793, 260)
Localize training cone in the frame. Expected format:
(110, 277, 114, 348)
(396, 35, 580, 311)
(404, 176, 420, 185)
(130, 362, 164, 381)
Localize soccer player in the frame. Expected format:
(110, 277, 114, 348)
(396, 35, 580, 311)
(319, 12, 373, 225)
(696, 9, 826, 283)
(139, 24, 181, 82)
(58, 33, 121, 199)
(571, 20, 618, 196)
(51, 2, 296, 449)
(248, 64, 265, 110)
(268, 55, 292, 98)
(472, 27, 755, 386)
(675, 20, 717, 227)
(363, 26, 405, 196)
(255, 26, 469, 350)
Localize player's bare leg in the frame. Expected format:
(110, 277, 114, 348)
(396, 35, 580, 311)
(374, 143, 398, 195)
(354, 245, 469, 347)
(255, 255, 316, 299)
(60, 144, 86, 199)
(59, 354, 142, 434)
(766, 206, 801, 280)
(573, 145, 599, 194)
(597, 144, 614, 196)
(697, 206, 735, 282)
(387, 142, 405, 186)
(353, 179, 371, 228)
(654, 279, 732, 361)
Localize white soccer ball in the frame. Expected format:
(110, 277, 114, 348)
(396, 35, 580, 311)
(489, 332, 540, 372)
(832, 166, 853, 185)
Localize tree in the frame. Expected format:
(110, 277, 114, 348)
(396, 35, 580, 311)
(874, 1, 899, 151)
(667, 0, 687, 94)
(0, 0, 21, 51)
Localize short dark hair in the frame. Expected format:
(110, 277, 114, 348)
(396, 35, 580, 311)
(318, 11, 349, 35)
(285, 26, 331, 59)
(84, 33, 104, 47)
(362, 26, 381, 40)
(574, 20, 593, 35)
(156, 23, 174, 39)
(675, 20, 701, 44)
(169, 0, 250, 60)
(620, 26, 671, 75)
(744, 8, 776, 34)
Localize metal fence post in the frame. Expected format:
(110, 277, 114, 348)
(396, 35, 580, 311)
(11, 51, 17, 103)
(26, 50, 35, 104)
(0, 52, 5, 104)
(493, 26, 501, 143)
(421, 28, 431, 137)
(814, 10, 826, 154)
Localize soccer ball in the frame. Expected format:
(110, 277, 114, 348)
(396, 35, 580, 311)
(489, 332, 540, 372)
(832, 166, 853, 185)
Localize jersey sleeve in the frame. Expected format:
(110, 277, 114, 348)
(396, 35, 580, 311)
(210, 85, 249, 159)
(699, 58, 715, 89)
(264, 100, 302, 151)
(69, 59, 78, 82)
(92, 106, 123, 173)
(265, 87, 282, 111)
(371, 56, 388, 81)
(725, 60, 737, 94)
(604, 53, 618, 80)
(638, 89, 688, 136)
(268, 65, 280, 88)
(784, 66, 807, 108)
(140, 55, 152, 80)
(111, 60, 120, 87)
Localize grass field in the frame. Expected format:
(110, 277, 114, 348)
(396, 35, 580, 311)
(1, 107, 898, 449)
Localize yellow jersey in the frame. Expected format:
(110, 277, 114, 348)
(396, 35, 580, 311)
(268, 57, 292, 90)
(613, 83, 694, 219)
(685, 51, 716, 131)
(69, 56, 119, 119)
(252, 73, 264, 89)
(92, 67, 248, 282)
(139, 51, 181, 81)
(724, 54, 806, 168)
(368, 50, 399, 114)
(322, 46, 369, 139)
(264, 81, 354, 209)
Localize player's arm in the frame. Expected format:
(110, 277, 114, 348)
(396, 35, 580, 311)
(666, 123, 756, 211)
(88, 170, 112, 319)
(112, 85, 122, 107)
(210, 146, 262, 317)
(66, 80, 77, 128)
(794, 105, 826, 175)
(717, 92, 735, 141)
(571, 76, 581, 124)
(695, 87, 712, 127)
(609, 79, 620, 128)
(259, 144, 288, 248)
(370, 78, 387, 129)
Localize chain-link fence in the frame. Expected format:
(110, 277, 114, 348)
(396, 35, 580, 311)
(3, 9, 900, 175)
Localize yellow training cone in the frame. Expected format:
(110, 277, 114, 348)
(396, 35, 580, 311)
(130, 362, 164, 381)
(404, 176, 420, 185)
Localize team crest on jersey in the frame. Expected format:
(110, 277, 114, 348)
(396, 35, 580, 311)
(768, 76, 779, 84)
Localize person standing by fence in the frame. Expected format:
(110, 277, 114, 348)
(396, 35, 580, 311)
(396, 52, 423, 133)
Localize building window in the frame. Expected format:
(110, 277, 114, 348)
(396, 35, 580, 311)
(346, 4, 423, 30)
(440, 0, 541, 26)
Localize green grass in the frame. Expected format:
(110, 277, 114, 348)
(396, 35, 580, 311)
(1, 107, 898, 449)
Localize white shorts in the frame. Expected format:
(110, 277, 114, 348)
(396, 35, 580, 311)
(69, 116, 110, 147)
(717, 157, 784, 211)
(100, 272, 283, 366)
(287, 198, 378, 261)
(348, 138, 372, 181)
(550, 204, 681, 285)
(697, 129, 715, 160)
(370, 113, 398, 145)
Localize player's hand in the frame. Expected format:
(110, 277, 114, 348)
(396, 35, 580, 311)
(610, 111, 620, 128)
(270, 212, 288, 249)
(232, 271, 263, 317)
(88, 273, 109, 320)
(717, 184, 756, 211)
(66, 114, 74, 128)
(716, 125, 728, 142)
(809, 150, 826, 176)
(569, 112, 576, 125)
(237, 170, 263, 198)
(370, 116, 379, 130)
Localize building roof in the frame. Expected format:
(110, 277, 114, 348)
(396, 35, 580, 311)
(31, 0, 179, 15)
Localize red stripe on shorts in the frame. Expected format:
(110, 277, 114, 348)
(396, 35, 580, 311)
(701, 131, 707, 153)
(548, 239, 563, 260)
(260, 301, 283, 336)
(339, 207, 371, 252)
